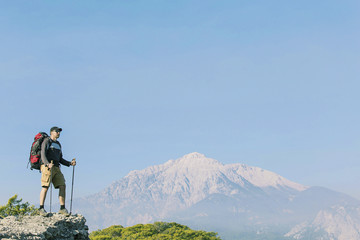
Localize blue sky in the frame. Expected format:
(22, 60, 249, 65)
(0, 1, 359, 205)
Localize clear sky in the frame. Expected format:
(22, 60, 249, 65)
(0, 1, 359, 205)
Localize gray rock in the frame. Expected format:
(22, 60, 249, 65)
(0, 213, 89, 240)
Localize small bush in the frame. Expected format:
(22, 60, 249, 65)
(0, 195, 38, 218)
(90, 222, 221, 240)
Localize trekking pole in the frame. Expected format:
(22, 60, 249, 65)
(49, 161, 53, 214)
(70, 158, 76, 214)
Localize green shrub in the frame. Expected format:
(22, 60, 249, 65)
(90, 222, 221, 240)
(0, 195, 38, 218)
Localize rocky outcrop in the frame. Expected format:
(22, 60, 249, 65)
(0, 213, 89, 240)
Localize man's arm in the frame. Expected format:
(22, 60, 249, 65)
(60, 152, 71, 167)
(41, 138, 50, 166)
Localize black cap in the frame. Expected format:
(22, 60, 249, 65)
(50, 126, 62, 132)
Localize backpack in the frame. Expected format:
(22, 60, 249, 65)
(28, 132, 49, 170)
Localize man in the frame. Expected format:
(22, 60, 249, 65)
(39, 126, 76, 216)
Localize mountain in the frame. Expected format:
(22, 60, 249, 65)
(75, 152, 360, 240)
(285, 205, 360, 240)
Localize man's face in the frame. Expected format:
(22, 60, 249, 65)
(51, 130, 61, 139)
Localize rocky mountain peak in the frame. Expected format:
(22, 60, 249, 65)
(181, 152, 207, 159)
(97, 152, 308, 211)
(172, 152, 221, 167)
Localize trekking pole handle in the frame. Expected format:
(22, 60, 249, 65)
(71, 158, 76, 166)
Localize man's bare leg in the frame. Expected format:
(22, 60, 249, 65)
(58, 185, 69, 215)
(39, 187, 49, 216)
(40, 187, 48, 206)
(59, 185, 66, 205)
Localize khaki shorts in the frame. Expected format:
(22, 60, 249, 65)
(41, 165, 66, 189)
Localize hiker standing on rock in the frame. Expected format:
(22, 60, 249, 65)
(39, 126, 76, 216)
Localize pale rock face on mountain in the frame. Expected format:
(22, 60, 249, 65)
(83, 153, 306, 222)
(286, 205, 360, 240)
(75, 152, 360, 240)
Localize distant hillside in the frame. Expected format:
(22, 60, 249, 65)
(75, 153, 360, 240)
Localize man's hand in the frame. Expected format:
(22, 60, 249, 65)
(48, 162, 54, 169)
(71, 158, 76, 166)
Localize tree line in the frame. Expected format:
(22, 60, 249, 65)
(90, 222, 221, 240)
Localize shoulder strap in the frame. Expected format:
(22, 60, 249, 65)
(45, 137, 51, 151)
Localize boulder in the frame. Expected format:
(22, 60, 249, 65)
(0, 213, 89, 240)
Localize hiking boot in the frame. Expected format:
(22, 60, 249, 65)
(39, 208, 48, 217)
(58, 208, 69, 216)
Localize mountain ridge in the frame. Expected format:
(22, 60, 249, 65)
(75, 152, 360, 240)
(93, 152, 307, 208)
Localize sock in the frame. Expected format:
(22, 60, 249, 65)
(60, 205, 65, 210)
(39, 205, 44, 209)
